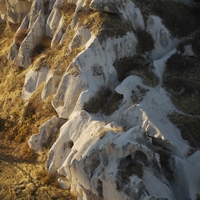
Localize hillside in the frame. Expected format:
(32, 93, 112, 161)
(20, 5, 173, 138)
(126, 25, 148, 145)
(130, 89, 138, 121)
(0, 0, 200, 199)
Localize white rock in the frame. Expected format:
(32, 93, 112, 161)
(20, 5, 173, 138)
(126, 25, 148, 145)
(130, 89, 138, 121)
(6, 0, 199, 199)
(69, 26, 91, 50)
(21, 67, 50, 100)
(146, 15, 180, 59)
(46, 6, 63, 39)
(170, 151, 200, 200)
(58, 177, 71, 190)
(28, 116, 65, 153)
(118, 0, 145, 30)
(52, 73, 87, 119)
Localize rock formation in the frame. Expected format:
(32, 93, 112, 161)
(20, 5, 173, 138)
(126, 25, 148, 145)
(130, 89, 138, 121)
(1, 0, 200, 199)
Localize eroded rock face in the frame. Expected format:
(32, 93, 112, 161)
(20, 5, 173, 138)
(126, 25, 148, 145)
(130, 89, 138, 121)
(45, 113, 176, 199)
(6, 0, 200, 199)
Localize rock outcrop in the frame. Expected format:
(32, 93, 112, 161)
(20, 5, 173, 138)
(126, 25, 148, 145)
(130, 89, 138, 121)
(1, 0, 200, 199)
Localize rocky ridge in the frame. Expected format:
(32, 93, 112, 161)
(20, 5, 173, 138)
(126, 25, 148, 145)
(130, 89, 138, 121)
(1, 0, 200, 199)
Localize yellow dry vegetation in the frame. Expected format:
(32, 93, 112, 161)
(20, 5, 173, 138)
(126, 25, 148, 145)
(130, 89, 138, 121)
(98, 125, 123, 139)
(0, 23, 76, 199)
(0, 4, 110, 198)
(33, 2, 85, 76)
(0, 25, 25, 118)
(0, 2, 106, 160)
(0, 23, 57, 160)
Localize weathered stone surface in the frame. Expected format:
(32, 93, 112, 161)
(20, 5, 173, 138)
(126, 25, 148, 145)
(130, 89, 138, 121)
(46, 113, 175, 199)
(52, 73, 87, 119)
(22, 67, 50, 100)
(69, 26, 91, 50)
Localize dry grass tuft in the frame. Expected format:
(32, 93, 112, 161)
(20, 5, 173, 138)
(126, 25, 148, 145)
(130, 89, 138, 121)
(98, 125, 123, 138)
(35, 167, 58, 186)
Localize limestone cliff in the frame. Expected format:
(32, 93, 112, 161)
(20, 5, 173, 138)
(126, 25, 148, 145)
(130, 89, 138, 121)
(1, 0, 200, 199)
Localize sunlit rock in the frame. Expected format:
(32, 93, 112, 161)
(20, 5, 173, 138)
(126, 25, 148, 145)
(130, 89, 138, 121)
(21, 67, 51, 100)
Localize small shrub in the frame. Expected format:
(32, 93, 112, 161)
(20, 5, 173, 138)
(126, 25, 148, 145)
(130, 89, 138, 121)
(35, 167, 57, 186)
(163, 76, 200, 115)
(99, 15, 134, 40)
(163, 77, 199, 96)
(165, 53, 191, 74)
(113, 55, 158, 86)
(15, 29, 27, 46)
(102, 92, 123, 116)
(31, 44, 47, 59)
(117, 155, 144, 184)
(190, 31, 200, 55)
(20, 142, 37, 161)
(169, 114, 200, 148)
(60, 2, 76, 30)
(113, 55, 146, 82)
(98, 125, 123, 139)
(177, 30, 200, 55)
(83, 87, 111, 113)
(136, 30, 154, 54)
